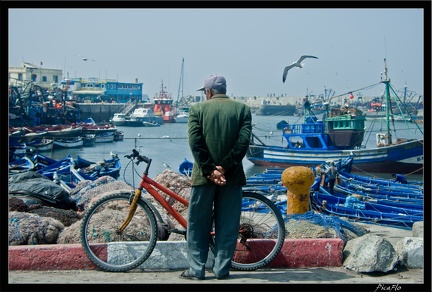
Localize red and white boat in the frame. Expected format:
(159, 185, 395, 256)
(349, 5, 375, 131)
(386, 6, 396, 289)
(78, 118, 118, 134)
(8, 126, 48, 143)
(153, 80, 176, 123)
(32, 124, 83, 138)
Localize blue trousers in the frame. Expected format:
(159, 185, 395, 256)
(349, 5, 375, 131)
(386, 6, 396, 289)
(186, 183, 242, 278)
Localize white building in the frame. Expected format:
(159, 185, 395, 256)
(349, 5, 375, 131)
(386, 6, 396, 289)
(8, 62, 62, 89)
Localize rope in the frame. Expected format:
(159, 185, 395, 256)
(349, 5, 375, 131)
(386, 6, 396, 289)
(329, 82, 382, 102)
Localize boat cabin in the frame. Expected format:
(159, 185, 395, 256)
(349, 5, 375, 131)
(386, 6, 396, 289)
(282, 108, 366, 151)
(282, 118, 336, 150)
(130, 107, 155, 119)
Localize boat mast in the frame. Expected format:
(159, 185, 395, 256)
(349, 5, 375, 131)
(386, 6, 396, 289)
(177, 58, 184, 109)
(381, 58, 392, 145)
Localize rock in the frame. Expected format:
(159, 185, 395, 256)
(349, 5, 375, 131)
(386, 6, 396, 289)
(343, 234, 398, 273)
(412, 221, 423, 238)
(395, 237, 424, 269)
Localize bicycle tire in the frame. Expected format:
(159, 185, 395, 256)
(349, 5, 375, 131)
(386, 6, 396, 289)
(211, 191, 286, 271)
(80, 192, 158, 272)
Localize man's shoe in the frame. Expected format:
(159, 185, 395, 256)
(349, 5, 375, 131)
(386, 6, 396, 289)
(216, 273, 230, 280)
(179, 270, 204, 280)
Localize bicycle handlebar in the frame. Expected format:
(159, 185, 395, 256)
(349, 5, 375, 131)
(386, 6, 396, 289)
(124, 149, 152, 165)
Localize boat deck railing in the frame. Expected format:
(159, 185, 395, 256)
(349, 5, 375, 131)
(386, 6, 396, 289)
(284, 122, 326, 135)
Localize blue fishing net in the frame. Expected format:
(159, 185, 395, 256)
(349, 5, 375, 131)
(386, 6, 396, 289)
(286, 210, 366, 244)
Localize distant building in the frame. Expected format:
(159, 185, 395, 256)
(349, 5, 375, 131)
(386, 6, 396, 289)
(104, 78, 143, 103)
(8, 62, 62, 89)
(9, 63, 144, 104)
(65, 77, 143, 103)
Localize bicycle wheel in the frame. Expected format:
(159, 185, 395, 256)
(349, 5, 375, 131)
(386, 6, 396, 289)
(213, 191, 286, 271)
(80, 192, 158, 272)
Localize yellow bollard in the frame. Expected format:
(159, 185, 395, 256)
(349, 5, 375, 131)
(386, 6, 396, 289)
(281, 166, 315, 214)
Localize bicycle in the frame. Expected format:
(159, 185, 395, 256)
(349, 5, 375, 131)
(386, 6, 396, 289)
(80, 149, 286, 272)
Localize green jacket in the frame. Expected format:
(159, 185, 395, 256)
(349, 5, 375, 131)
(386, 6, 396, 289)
(188, 94, 252, 186)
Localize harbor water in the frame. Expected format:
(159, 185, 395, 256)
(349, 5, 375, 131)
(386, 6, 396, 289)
(44, 114, 424, 187)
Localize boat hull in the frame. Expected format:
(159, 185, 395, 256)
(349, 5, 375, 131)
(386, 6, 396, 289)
(95, 132, 114, 143)
(246, 139, 424, 174)
(111, 120, 127, 126)
(174, 115, 188, 123)
(37, 126, 83, 138)
(142, 121, 161, 127)
(82, 134, 96, 146)
(27, 139, 54, 152)
(124, 120, 145, 127)
(113, 131, 124, 141)
(256, 104, 296, 116)
(53, 138, 83, 148)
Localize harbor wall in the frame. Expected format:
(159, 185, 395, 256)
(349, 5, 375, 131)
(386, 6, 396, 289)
(77, 103, 127, 123)
(77, 95, 423, 124)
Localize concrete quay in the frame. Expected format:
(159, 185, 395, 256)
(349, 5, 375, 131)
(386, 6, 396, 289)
(7, 223, 426, 289)
(9, 238, 344, 271)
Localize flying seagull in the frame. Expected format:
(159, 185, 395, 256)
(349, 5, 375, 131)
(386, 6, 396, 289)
(77, 54, 95, 62)
(283, 55, 318, 83)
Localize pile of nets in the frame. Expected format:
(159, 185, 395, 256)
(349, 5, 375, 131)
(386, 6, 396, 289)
(9, 211, 64, 245)
(285, 211, 368, 244)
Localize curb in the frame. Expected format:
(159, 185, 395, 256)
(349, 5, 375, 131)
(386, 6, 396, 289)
(9, 239, 344, 271)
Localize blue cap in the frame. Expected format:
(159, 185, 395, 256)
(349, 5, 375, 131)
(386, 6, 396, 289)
(197, 74, 227, 92)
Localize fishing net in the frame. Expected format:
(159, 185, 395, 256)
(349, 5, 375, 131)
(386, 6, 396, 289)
(286, 211, 368, 244)
(27, 205, 82, 227)
(9, 211, 64, 245)
(57, 172, 187, 244)
(150, 169, 192, 241)
(70, 176, 134, 212)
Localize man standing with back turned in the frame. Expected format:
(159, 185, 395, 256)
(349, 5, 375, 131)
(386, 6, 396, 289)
(180, 74, 252, 280)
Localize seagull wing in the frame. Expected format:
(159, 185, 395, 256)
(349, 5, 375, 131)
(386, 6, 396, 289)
(298, 55, 318, 63)
(283, 64, 296, 83)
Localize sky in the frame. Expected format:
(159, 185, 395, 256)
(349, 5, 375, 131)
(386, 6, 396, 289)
(7, 4, 427, 100)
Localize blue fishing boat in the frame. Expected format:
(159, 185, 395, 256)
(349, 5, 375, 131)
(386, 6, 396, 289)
(9, 156, 35, 174)
(9, 142, 27, 160)
(30, 153, 58, 170)
(178, 158, 193, 176)
(310, 184, 423, 229)
(337, 179, 423, 199)
(332, 184, 423, 209)
(33, 154, 97, 185)
(240, 156, 423, 228)
(36, 155, 75, 180)
(246, 60, 424, 175)
(338, 170, 423, 189)
(316, 186, 423, 216)
(54, 164, 95, 188)
(74, 154, 121, 179)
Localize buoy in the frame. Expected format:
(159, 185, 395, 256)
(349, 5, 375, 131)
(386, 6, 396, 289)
(281, 166, 315, 214)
